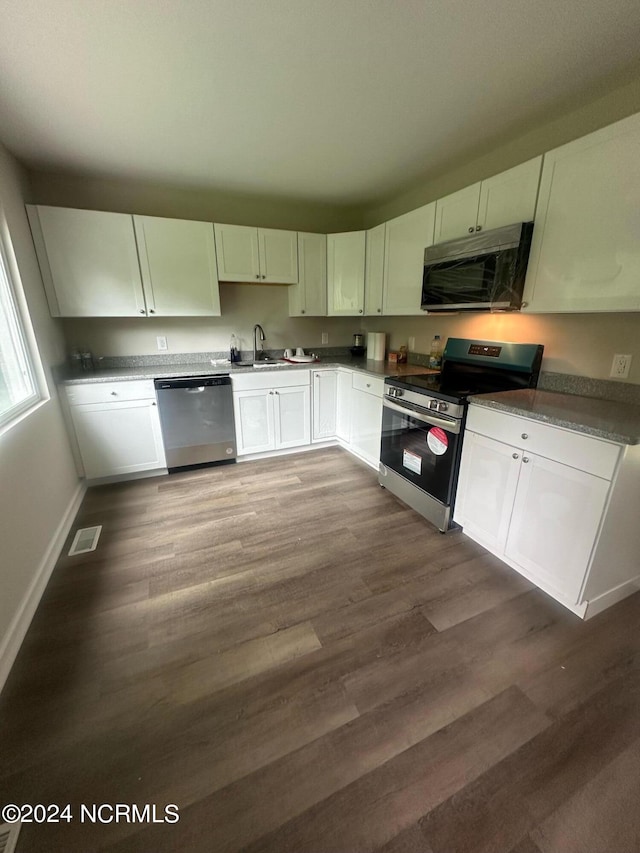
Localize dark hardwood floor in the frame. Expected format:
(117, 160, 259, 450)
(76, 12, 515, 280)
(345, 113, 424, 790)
(1, 447, 639, 852)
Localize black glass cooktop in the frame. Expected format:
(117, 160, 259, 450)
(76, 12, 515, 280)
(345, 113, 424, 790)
(386, 369, 534, 404)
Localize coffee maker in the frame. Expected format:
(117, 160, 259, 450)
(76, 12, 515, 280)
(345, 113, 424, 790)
(350, 333, 365, 357)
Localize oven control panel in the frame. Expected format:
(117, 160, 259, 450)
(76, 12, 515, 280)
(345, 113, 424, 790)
(468, 344, 502, 357)
(428, 399, 449, 413)
(387, 387, 404, 398)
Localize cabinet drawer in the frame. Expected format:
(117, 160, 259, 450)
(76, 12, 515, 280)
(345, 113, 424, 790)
(65, 380, 156, 405)
(466, 404, 620, 480)
(232, 369, 310, 392)
(352, 372, 384, 397)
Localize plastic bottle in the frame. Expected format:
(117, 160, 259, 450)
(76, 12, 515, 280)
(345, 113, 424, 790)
(428, 335, 442, 370)
(230, 334, 239, 363)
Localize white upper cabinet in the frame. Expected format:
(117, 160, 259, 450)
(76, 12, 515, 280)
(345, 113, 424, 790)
(364, 223, 385, 316)
(27, 205, 146, 317)
(289, 232, 327, 316)
(523, 113, 640, 313)
(433, 157, 542, 244)
(133, 216, 221, 316)
(214, 224, 298, 283)
(327, 231, 366, 316)
(382, 202, 435, 315)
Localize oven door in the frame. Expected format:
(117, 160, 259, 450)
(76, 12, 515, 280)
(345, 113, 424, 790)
(380, 398, 462, 506)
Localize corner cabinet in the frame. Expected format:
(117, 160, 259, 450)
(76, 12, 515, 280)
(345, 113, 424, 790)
(65, 380, 166, 480)
(232, 371, 310, 455)
(214, 224, 298, 284)
(382, 202, 436, 315)
(327, 231, 366, 315)
(454, 404, 640, 618)
(523, 113, 640, 312)
(433, 157, 542, 244)
(27, 205, 221, 317)
(289, 233, 327, 317)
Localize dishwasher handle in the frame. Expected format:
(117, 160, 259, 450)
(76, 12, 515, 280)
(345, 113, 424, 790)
(154, 375, 231, 391)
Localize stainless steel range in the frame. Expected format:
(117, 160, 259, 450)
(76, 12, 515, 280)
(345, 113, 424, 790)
(379, 338, 544, 532)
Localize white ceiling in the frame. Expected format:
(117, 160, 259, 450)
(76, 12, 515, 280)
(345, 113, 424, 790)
(1, 0, 640, 207)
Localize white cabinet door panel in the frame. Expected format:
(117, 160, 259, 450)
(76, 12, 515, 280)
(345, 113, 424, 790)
(364, 223, 385, 316)
(327, 231, 366, 315)
(259, 229, 298, 284)
(523, 113, 640, 312)
(477, 156, 542, 232)
(134, 216, 221, 316)
(336, 370, 352, 443)
(383, 203, 435, 315)
(433, 183, 481, 244)
(28, 206, 145, 317)
(274, 386, 310, 448)
(214, 224, 261, 282)
(505, 454, 611, 602)
(70, 400, 166, 478)
(234, 389, 274, 454)
(350, 388, 383, 468)
(290, 233, 326, 316)
(454, 431, 521, 553)
(312, 370, 337, 441)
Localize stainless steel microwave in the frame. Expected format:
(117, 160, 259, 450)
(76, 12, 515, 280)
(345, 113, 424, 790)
(421, 221, 534, 312)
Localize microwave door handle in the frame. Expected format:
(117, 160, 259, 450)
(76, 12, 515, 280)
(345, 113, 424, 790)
(383, 398, 461, 434)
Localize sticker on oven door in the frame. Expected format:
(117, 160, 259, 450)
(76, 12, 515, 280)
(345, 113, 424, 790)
(427, 427, 449, 456)
(402, 449, 422, 475)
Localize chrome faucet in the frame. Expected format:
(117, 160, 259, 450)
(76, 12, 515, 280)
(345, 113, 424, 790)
(253, 324, 266, 362)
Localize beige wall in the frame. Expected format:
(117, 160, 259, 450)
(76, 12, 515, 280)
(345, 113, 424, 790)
(62, 284, 358, 358)
(0, 142, 80, 678)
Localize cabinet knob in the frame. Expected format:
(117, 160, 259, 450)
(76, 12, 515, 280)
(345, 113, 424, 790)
(152, 401, 156, 406)
(274, 390, 279, 395)
(149, 309, 155, 314)
(377, 308, 381, 313)
(139, 309, 145, 314)
(521, 433, 528, 440)
(359, 309, 363, 314)
(262, 275, 266, 279)
(301, 309, 305, 314)
(512, 452, 519, 460)
(468, 227, 474, 233)
(110, 391, 118, 396)
(475, 225, 482, 231)
(256, 275, 260, 279)
(523, 457, 530, 463)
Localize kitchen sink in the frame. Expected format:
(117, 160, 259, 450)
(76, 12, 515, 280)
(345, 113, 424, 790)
(233, 359, 288, 368)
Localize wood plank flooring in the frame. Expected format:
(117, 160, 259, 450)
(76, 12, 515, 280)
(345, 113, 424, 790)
(1, 446, 639, 852)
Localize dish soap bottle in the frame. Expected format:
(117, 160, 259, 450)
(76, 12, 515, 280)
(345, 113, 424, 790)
(429, 335, 442, 370)
(230, 334, 239, 363)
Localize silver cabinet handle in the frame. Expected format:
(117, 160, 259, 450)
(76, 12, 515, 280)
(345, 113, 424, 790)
(523, 457, 530, 463)
(512, 453, 519, 459)
(359, 309, 363, 313)
(476, 225, 482, 231)
(110, 391, 118, 396)
(468, 227, 474, 233)
(139, 309, 145, 314)
(521, 433, 528, 439)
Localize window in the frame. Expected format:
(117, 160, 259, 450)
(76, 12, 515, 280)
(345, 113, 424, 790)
(0, 226, 43, 430)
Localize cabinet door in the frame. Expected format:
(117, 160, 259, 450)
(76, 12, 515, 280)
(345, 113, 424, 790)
(336, 370, 352, 443)
(433, 183, 481, 243)
(523, 113, 640, 312)
(476, 156, 541, 233)
(327, 231, 366, 315)
(134, 216, 221, 316)
(349, 388, 383, 468)
(258, 229, 299, 284)
(27, 205, 145, 317)
(233, 389, 275, 455)
(383, 203, 435, 315)
(289, 233, 327, 316)
(70, 399, 166, 479)
(312, 370, 337, 441)
(273, 385, 311, 449)
(214, 224, 261, 282)
(454, 431, 521, 553)
(364, 223, 385, 316)
(505, 453, 611, 602)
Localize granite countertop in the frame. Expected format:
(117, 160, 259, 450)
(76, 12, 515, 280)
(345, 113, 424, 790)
(470, 388, 640, 445)
(60, 358, 437, 385)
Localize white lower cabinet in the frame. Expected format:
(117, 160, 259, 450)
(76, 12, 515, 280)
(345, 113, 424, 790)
(65, 380, 166, 479)
(232, 371, 311, 455)
(454, 404, 640, 618)
(312, 370, 338, 442)
(348, 373, 384, 469)
(336, 369, 353, 442)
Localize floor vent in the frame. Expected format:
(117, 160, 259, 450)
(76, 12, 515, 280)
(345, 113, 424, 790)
(68, 524, 102, 556)
(0, 822, 21, 853)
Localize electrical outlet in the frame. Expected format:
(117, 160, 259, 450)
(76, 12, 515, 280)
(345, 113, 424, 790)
(321, 332, 329, 345)
(156, 335, 168, 352)
(408, 336, 415, 351)
(610, 353, 632, 379)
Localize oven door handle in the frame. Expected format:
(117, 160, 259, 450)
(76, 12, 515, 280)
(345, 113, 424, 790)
(383, 398, 461, 434)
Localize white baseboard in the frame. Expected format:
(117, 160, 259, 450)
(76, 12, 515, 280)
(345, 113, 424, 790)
(583, 576, 640, 620)
(0, 481, 86, 693)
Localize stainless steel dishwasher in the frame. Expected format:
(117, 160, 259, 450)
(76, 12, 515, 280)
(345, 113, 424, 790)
(154, 375, 236, 471)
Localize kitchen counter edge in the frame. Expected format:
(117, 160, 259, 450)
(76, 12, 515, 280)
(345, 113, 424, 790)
(469, 388, 640, 446)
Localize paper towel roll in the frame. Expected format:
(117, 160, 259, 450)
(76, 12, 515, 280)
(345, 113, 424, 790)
(367, 332, 386, 361)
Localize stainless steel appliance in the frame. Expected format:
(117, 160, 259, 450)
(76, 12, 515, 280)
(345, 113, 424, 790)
(421, 222, 534, 312)
(379, 338, 543, 531)
(154, 375, 236, 471)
